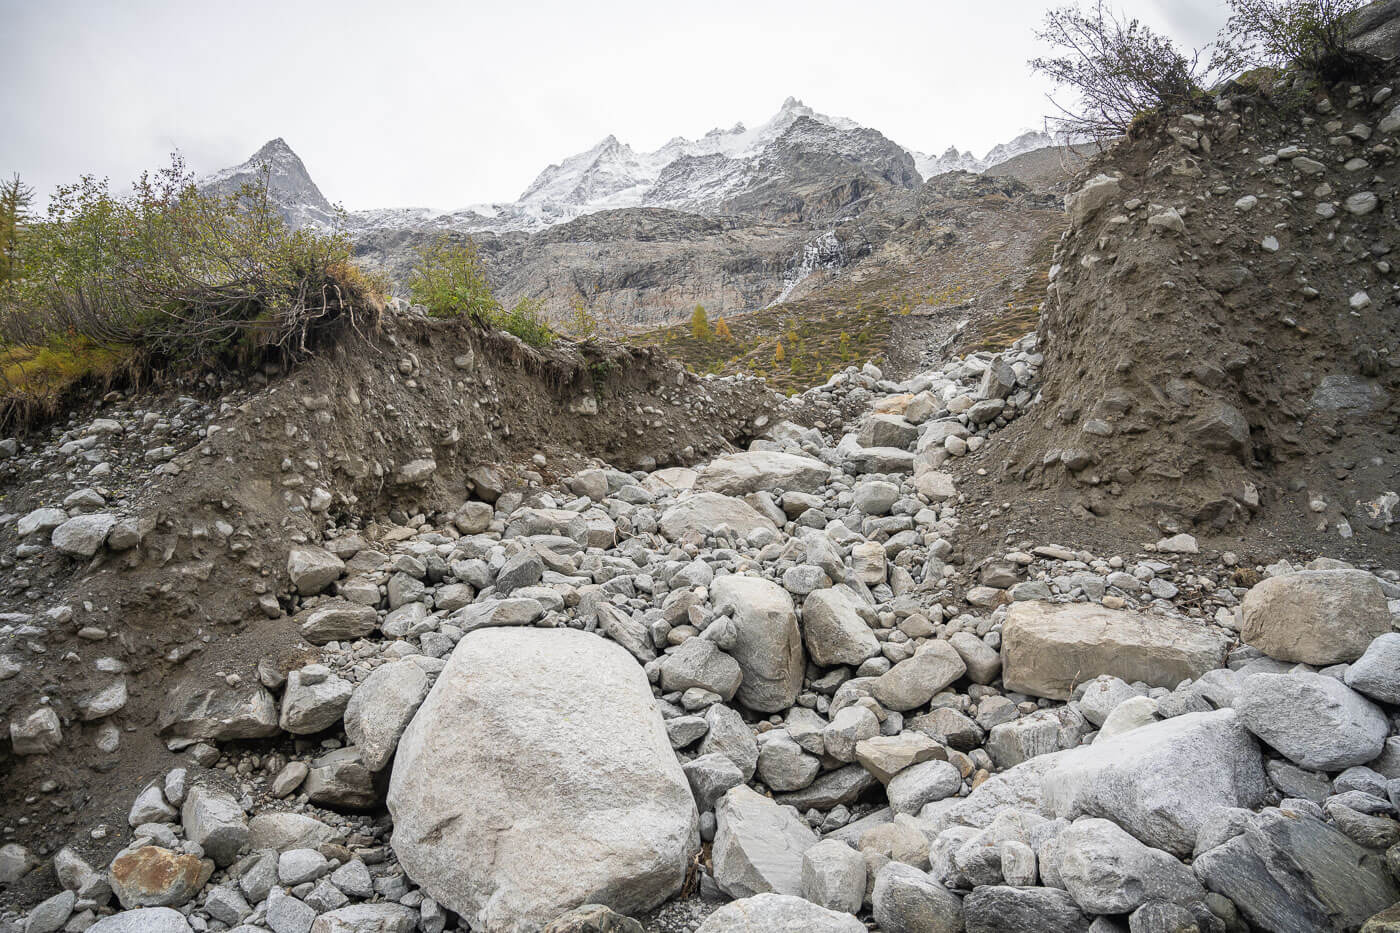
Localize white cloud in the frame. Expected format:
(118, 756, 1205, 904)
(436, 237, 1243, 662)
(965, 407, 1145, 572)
(0, 0, 1231, 211)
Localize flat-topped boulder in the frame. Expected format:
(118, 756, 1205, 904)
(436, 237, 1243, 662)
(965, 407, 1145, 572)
(694, 451, 832, 496)
(388, 628, 698, 931)
(1001, 601, 1231, 700)
(659, 492, 777, 541)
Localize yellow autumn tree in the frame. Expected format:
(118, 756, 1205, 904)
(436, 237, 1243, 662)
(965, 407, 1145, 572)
(774, 340, 786, 362)
(713, 316, 733, 339)
(690, 304, 711, 340)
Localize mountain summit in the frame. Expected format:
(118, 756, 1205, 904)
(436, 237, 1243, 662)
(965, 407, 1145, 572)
(199, 137, 338, 229)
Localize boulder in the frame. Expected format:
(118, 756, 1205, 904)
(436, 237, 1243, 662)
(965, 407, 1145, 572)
(180, 786, 247, 867)
(712, 785, 817, 898)
(343, 660, 432, 771)
(287, 547, 346, 596)
(1002, 601, 1231, 700)
(695, 893, 865, 932)
(871, 862, 964, 933)
(51, 512, 116, 557)
(1234, 672, 1389, 771)
(157, 679, 279, 741)
(88, 909, 193, 933)
(888, 759, 963, 815)
(659, 493, 776, 541)
(801, 586, 881, 667)
(695, 451, 831, 496)
(309, 904, 419, 933)
(657, 638, 742, 701)
(1194, 807, 1399, 933)
(1053, 818, 1206, 914)
(963, 886, 1091, 933)
(1240, 570, 1391, 665)
(541, 904, 643, 933)
(296, 600, 379, 645)
(109, 846, 211, 909)
(855, 732, 945, 783)
(1346, 633, 1400, 704)
(1066, 174, 1121, 228)
(1041, 710, 1268, 857)
(711, 576, 804, 713)
(388, 628, 698, 931)
(800, 839, 866, 914)
(304, 747, 377, 810)
(871, 641, 967, 711)
(278, 667, 353, 735)
(247, 813, 336, 852)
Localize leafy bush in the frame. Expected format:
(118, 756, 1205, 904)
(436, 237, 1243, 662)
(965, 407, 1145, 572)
(1032, 2, 1240, 138)
(2, 155, 380, 366)
(1222, 0, 1371, 80)
(407, 236, 499, 321)
(407, 236, 555, 347)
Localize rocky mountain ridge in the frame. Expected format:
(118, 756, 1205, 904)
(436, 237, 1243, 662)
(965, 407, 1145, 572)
(205, 99, 1055, 236)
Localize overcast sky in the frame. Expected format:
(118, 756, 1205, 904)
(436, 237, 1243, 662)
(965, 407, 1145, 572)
(1, 0, 1228, 211)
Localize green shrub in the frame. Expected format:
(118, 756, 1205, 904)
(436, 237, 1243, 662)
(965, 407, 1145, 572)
(2, 154, 379, 365)
(0, 154, 382, 429)
(407, 236, 498, 321)
(407, 237, 555, 348)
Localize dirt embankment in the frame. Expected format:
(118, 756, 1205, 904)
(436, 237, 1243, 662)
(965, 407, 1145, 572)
(0, 314, 780, 882)
(968, 70, 1400, 561)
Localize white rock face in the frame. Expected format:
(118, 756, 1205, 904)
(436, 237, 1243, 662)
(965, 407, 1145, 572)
(1040, 710, 1268, 857)
(387, 628, 698, 931)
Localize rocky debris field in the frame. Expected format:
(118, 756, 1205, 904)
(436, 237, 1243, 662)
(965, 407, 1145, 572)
(1, 309, 1398, 933)
(993, 69, 1400, 547)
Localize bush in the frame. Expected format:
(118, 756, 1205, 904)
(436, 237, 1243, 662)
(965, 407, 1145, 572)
(1031, 2, 1239, 138)
(1222, 0, 1372, 81)
(408, 236, 555, 347)
(2, 154, 380, 367)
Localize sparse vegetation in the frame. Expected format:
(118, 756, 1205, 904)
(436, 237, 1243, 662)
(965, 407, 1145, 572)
(1031, 2, 1240, 139)
(1222, 0, 1372, 81)
(0, 155, 383, 428)
(408, 236, 555, 347)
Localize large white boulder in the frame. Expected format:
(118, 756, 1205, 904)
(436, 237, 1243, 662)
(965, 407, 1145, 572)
(694, 451, 832, 496)
(1040, 710, 1268, 857)
(1001, 601, 1231, 700)
(387, 628, 698, 931)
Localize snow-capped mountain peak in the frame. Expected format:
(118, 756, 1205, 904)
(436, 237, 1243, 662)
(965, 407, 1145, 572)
(200, 137, 337, 229)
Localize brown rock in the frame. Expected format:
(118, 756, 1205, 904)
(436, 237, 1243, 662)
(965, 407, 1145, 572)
(109, 846, 212, 909)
